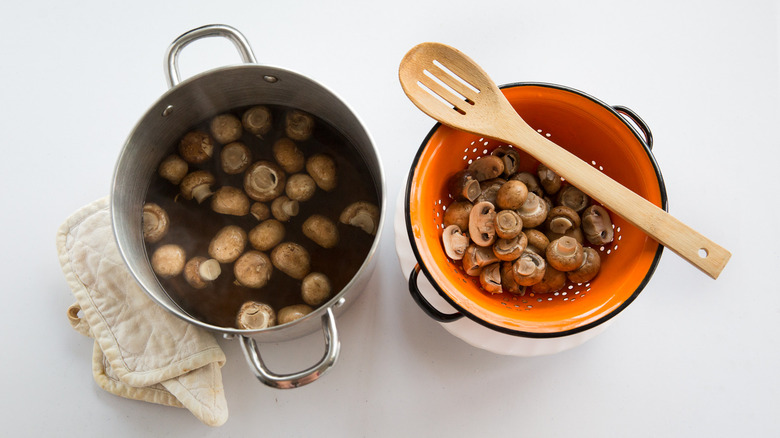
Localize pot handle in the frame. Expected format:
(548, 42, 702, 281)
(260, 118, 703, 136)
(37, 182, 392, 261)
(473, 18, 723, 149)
(239, 306, 341, 389)
(613, 105, 654, 150)
(164, 24, 257, 89)
(408, 264, 464, 323)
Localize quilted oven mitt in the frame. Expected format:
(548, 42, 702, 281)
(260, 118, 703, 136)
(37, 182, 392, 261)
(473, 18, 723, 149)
(56, 197, 229, 426)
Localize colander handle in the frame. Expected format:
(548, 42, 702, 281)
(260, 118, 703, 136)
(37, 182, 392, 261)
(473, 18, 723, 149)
(164, 24, 257, 89)
(408, 264, 464, 323)
(239, 306, 341, 389)
(613, 105, 654, 150)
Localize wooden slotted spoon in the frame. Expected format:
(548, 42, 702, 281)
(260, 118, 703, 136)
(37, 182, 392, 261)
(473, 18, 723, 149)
(399, 42, 730, 279)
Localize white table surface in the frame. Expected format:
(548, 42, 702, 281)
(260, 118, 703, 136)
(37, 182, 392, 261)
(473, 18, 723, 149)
(2, 0, 778, 436)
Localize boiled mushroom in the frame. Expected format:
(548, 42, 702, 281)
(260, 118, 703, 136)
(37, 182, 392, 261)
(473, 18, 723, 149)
(151, 244, 186, 278)
(511, 251, 546, 286)
(441, 224, 470, 260)
(236, 301, 276, 330)
(278, 304, 314, 325)
(510, 172, 543, 197)
(339, 201, 380, 235)
(531, 265, 567, 293)
(220, 142, 252, 175)
(250, 202, 270, 221)
(158, 154, 188, 185)
(184, 257, 221, 289)
(546, 236, 585, 272)
(468, 201, 497, 247)
(285, 173, 317, 202)
(557, 185, 590, 213)
(249, 219, 285, 251)
(545, 206, 581, 235)
(271, 196, 299, 222)
(448, 170, 481, 202)
(142, 203, 169, 243)
(495, 180, 528, 210)
(475, 178, 505, 205)
(244, 161, 286, 202)
(516, 192, 549, 228)
(273, 138, 305, 174)
(490, 146, 521, 177)
(492, 233, 527, 261)
(537, 163, 562, 194)
(271, 242, 311, 280)
(546, 226, 585, 245)
(443, 201, 473, 231)
(479, 263, 503, 294)
(468, 155, 504, 181)
(180, 170, 215, 203)
(234, 250, 273, 288)
(500, 261, 525, 295)
(242, 106, 273, 137)
(208, 225, 247, 263)
(524, 229, 550, 256)
(178, 130, 214, 164)
(567, 247, 601, 283)
(582, 205, 614, 245)
(301, 272, 331, 306)
(461, 244, 499, 276)
(211, 186, 250, 216)
(494, 209, 523, 240)
(306, 154, 337, 191)
(285, 110, 314, 141)
(210, 113, 243, 144)
(302, 214, 339, 248)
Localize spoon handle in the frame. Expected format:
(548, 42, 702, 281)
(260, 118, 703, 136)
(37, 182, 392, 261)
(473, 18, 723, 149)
(498, 115, 731, 279)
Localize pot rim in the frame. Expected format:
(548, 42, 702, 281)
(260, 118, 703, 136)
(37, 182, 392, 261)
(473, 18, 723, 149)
(404, 81, 667, 339)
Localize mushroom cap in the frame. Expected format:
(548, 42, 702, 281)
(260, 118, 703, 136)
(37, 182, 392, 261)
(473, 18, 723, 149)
(496, 180, 529, 210)
(546, 226, 585, 245)
(545, 205, 581, 235)
(278, 304, 314, 325)
(285, 110, 315, 141)
(234, 250, 273, 288)
(442, 224, 470, 260)
(286, 173, 317, 202)
(305, 153, 337, 192)
(142, 203, 169, 243)
(468, 155, 505, 181)
(500, 261, 525, 295)
(567, 247, 601, 284)
(448, 170, 481, 202)
(582, 205, 615, 245)
(492, 233, 527, 261)
(479, 263, 503, 294)
(339, 201, 380, 235)
(158, 154, 188, 185)
(151, 244, 186, 278)
(537, 163, 562, 195)
(244, 160, 287, 202)
(494, 209, 523, 240)
(242, 106, 273, 136)
(271, 242, 311, 280)
(184, 256, 219, 289)
(249, 219, 285, 251)
(270, 196, 299, 222)
(475, 178, 506, 205)
(546, 236, 585, 272)
(210, 113, 243, 144)
(511, 251, 546, 286)
(208, 225, 247, 263)
(556, 185, 590, 213)
(180, 170, 215, 202)
(461, 244, 499, 276)
(220, 141, 252, 175)
(178, 130, 214, 164)
(211, 186, 250, 216)
(301, 272, 332, 306)
(273, 138, 305, 174)
(443, 200, 473, 232)
(250, 202, 270, 221)
(524, 229, 550, 255)
(531, 264, 567, 293)
(236, 301, 276, 330)
(510, 172, 543, 197)
(302, 214, 340, 248)
(517, 192, 549, 228)
(468, 201, 497, 247)
(490, 146, 521, 177)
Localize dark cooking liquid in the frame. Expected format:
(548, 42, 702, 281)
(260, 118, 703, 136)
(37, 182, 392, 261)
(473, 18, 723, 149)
(144, 105, 379, 328)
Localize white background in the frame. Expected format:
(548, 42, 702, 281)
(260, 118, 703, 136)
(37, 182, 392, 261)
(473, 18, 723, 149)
(1, 0, 778, 436)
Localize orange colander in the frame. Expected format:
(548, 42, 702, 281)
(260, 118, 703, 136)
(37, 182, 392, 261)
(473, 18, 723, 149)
(405, 83, 667, 338)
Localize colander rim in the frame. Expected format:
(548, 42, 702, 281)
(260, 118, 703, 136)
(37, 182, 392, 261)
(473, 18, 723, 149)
(404, 81, 667, 339)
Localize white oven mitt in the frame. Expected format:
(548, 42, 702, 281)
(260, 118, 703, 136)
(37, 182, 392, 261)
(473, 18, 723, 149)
(56, 197, 229, 426)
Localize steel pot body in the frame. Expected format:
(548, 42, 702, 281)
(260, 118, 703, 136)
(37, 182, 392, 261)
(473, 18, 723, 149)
(111, 25, 385, 388)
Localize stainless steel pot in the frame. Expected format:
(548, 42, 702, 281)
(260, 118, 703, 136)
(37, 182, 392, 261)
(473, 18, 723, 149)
(111, 24, 385, 388)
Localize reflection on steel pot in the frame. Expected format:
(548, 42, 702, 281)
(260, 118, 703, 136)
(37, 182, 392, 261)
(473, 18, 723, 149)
(111, 25, 385, 388)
